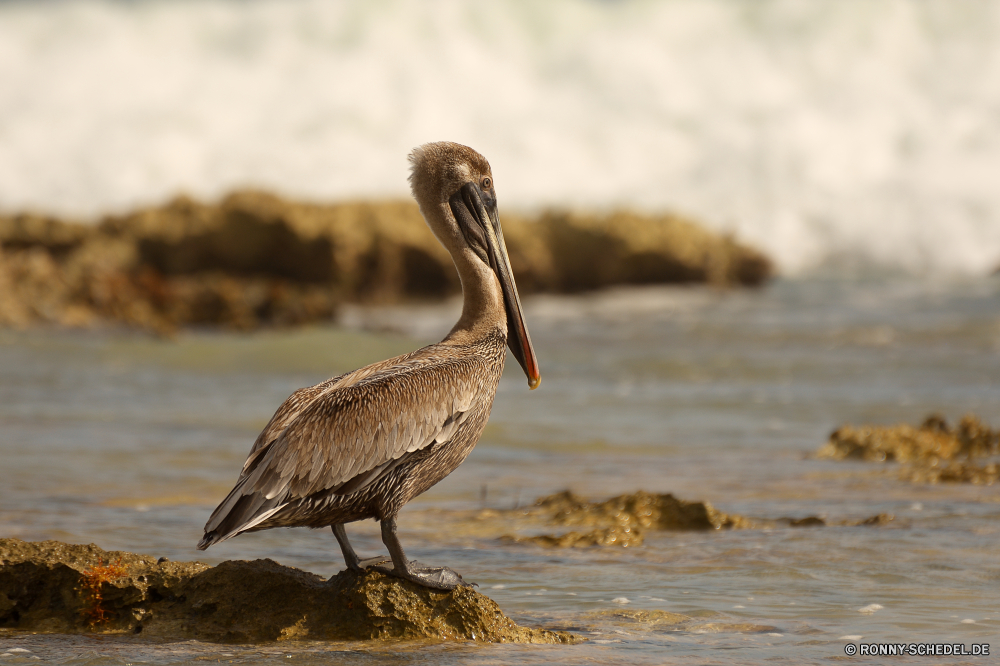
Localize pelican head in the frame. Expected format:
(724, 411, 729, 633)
(409, 141, 540, 390)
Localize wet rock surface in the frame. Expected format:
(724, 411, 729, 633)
(0, 539, 575, 644)
(534, 490, 754, 532)
(492, 491, 890, 547)
(818, 414, 999, 485)
(0, 191, 773, 332)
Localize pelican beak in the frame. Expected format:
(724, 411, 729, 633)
(451, 183, 541, 390)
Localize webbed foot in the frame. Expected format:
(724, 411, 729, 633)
(374, 517, 476, 590)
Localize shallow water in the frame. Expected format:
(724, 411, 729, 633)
(2, 278, 999, 664)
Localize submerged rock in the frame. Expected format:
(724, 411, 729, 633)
(501, 525, 644, 548)
(781, 513, 895, 528)
(901, 461, 999, 485)
(0, 191, 773, 332)
(582, 609, 779, 636)
(0, 539, 574, 644)
(786, 516, 826, 528)
(818, 413, 999, 485)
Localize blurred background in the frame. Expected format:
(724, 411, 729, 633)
(2, 1, 999, 664)
(1, 0, 999, 276)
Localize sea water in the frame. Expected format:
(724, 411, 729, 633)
(1, 277, 998, 664)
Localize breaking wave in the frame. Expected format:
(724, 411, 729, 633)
(1, 0, 999, 275)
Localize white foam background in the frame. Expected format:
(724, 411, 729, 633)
(1, 0, 999, 275)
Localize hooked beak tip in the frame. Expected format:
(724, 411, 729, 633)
(528, 374, 541, 390)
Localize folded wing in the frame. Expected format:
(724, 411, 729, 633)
(198, 355, 482, 548)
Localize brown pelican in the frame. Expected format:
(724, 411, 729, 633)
(197, 142, 540, 590)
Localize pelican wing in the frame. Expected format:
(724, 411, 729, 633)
(240, 377, 345, 476)
(200, 354, 483, 545)
(239, 352, 423, 477)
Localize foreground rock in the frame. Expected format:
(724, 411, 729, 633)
(0, 191, 773, 332)
(818, 413, 999, 485)
(493, 490, 890, 547)
(0, 539, 574, 644)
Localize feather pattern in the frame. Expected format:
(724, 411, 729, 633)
(199, 332, 504, 546)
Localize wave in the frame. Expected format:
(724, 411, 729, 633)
(1, 0, 999, 275)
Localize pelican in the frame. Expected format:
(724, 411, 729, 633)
(197, 142, 540, 590)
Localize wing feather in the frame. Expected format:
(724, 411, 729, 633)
(200, 353, 484, 544)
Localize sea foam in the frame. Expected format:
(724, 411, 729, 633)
(1, 0, 999, 275)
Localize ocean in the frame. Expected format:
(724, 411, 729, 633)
(2, 278, 999, 663)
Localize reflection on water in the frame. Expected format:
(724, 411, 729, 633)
(1, 278, 999, 664)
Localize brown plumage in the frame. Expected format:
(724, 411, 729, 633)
(197, 142, 540, 590)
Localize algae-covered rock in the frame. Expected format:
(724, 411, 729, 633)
(818, 413, 999, 485)
(779, 514, 894, 528)
(0, 190, 773, 332)
(494, 490, 892, 547)
(496, 490, 752, 548)
(0, 539, 574, 644)
(819, 414, 998, 463)
(901, 461, 999, 485)
(503, 209, 772, 292)
(786, 516, 826, 528)
(535, 490, 753, 531)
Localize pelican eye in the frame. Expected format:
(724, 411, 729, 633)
(481, 177, 492, 189)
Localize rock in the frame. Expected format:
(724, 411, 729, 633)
(842, 513, 895, 527)
(787, 516, 826, 528)
(494, 491, 893, 547)
(495, 490, 752, 547)
(782, 514, 895, 528)
(0, 190, 774, 332)
(902, 461, 999, 485)
(503, 209, 773, 292)
(533, 490, 754, 531)
(818, 413, 999, 485)
(0, 539, 575, 644)
(818, 414, 998, 464)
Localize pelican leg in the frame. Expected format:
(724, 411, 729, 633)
(332, 523, 390, 572)
(332, 524, 363, 571)
(373, 517, 472, 591)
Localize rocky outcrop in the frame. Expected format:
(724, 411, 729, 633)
(501, 209, 772, 293)
(818, 413, 999, 485)
(0, 191, 773, 332)
(533, 490, 754, 532)
(491, 490, 892, 547)
(0, 539, 575, 644)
